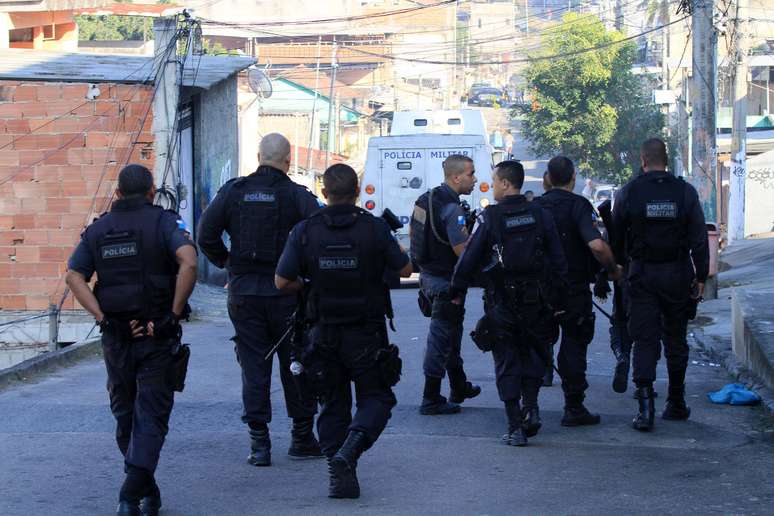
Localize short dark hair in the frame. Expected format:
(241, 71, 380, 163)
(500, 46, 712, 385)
(118, 164, 153, 197)
(641, 138, 668, 168)
(547, 156, 574, 187)
(323, 163, 358, 201)
(494, 160, 524, 189)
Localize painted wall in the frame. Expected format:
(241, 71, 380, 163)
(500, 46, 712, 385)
(745, 149, 774, 236)
(188, 76, 240, 285)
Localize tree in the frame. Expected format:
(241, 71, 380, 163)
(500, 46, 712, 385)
(76, 15, 153, 41)
(517, 14, 665, 184)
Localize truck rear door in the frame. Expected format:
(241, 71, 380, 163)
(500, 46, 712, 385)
(379, 147, 427, 236)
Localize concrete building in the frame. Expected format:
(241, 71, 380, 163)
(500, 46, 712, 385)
(0, 49, 254, 326)
(0, 0, 107, 51)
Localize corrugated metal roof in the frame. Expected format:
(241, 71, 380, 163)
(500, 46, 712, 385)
(0, 49, 256, 90)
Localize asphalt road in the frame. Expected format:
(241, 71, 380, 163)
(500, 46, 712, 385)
(1, 288, 773, 516)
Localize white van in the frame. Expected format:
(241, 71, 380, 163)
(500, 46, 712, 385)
(360, 133, 496, 244)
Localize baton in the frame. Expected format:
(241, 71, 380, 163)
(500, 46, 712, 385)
(591, 300, 613, 322)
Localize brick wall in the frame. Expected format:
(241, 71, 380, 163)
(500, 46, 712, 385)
(0, 81, 155, 311)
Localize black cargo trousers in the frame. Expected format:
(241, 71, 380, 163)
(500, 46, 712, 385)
(102, 329, 177, 472)
(486, 286, 551, 403)
(627, 260, 693, 387)
(306, 320, 398, 458)
(556, 283, 596, 398)
(227, 294, 317, 425)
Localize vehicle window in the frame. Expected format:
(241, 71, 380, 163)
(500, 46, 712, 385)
(447, 118, 461, 125)
(397, 162, 412, 170)
(413, 119, 428, 126)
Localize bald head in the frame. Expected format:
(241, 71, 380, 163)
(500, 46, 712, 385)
(259, 133, 291, 172)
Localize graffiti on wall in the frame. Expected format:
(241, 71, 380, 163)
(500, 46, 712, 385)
(748, 167, 774, 190)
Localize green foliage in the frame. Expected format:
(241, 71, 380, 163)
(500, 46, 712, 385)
(516, 14, 665, 185)
(76, 14, 153, 41)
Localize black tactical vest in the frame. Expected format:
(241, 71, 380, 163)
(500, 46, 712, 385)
(627, 172, 688, 262)
(538, 190, 597, 284)
(302, 205, 386, 324)
(225, 167, 302, 275)
(88, 198, 176, 320)
(410, 185, 460, 277)
(488, 198, 546, 280)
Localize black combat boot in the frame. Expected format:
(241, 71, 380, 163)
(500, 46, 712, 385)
(420, 376, 461, 415)
(247, 423, 271, 466)
(288, 417, 324, 459)
(521, 378, 542, 438)
(633, 385, 655, 431)
(138, 478, 161, 516)
(502, 399, 527, 446)
(118, 465, 151, 516)
(328, 430, 370, 499)
(116, 501, 142, 516)
(561, 393, 601, 427)
(448, 367, 482, 404)
(662, 384, 691, 421)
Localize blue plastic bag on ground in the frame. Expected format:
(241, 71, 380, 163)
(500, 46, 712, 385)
(707, 383, 762, 405)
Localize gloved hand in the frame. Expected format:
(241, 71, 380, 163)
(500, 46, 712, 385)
(593, 271, 611, 300)
(154, 311, 182, 340)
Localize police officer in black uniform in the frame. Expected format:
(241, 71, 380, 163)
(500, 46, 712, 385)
(611, 138, 709, 431)
(450, 161, 567, 445)
(65, 164, 198, 515)
(275, 164, 412, 498)
(410, 154, 481, 415)
(197, 133, 322, 466)
(536, 156, 622, 426)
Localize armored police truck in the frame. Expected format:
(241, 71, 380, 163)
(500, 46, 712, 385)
(360, 133, 496, 247)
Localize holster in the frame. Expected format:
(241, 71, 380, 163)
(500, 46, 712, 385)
(169, 340, 190, 392)
(417, 290, 432, 318)
(375, 343, 402, 387)
(685, 297, 699, 321)
(431, 292, 465, 323)
(470, 315, 495, 353)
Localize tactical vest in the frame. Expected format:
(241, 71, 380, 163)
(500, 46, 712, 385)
(410, 185, 460, 277)
(225, 167, 302, 275)
(88, 199, 176, 320)
(538, 191, 598, 284)
(627, 173, 688, 262)
(302, 205, 386, 324)
(488, 199, 546, 281)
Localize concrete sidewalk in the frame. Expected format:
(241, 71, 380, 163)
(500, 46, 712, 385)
(690, 237, 774, 412)
(1, 288, 773, 515)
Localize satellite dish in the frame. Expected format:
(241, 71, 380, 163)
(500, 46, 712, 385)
(247, 67, 273, 98)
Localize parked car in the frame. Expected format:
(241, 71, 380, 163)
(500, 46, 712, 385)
(468, 87, 508, 107)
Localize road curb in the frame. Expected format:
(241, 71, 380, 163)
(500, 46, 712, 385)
(0, 337, 102, 391)
(690, 324, 774, 417)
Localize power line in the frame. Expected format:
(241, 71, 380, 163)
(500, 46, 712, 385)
(198, 0, 456, 28)
(342, 15, 690, 66)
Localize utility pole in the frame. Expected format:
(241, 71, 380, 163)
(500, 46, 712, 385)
(306, 36, 322, 173)
(152, 17, 180, 191)
(690, 0, 718, 223)
(728, 0, 749, 243)
(324, 37, 338, 172)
